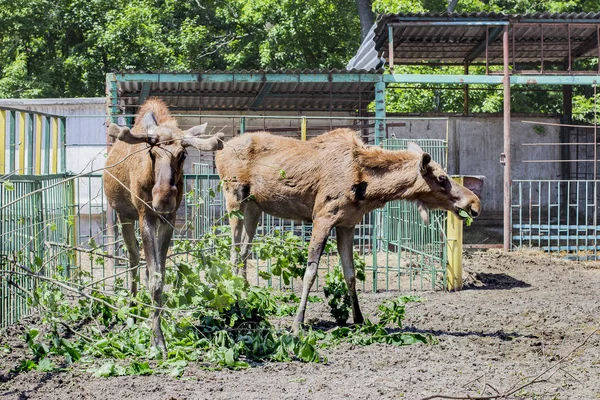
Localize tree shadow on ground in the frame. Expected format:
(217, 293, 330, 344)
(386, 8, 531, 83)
(401, 326, 539, 341)
(464, 272, 531, 291)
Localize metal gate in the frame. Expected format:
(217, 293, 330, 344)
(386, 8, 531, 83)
(377, 138, 449, 291)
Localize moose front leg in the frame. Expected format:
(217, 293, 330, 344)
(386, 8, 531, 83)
(336, 226, 364, 325)
(292, 218, 333, 335)
(140, 214, 173, 357)
(119, 218, 141, 296)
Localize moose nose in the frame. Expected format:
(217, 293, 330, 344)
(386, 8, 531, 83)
(471, 208, 479, 218)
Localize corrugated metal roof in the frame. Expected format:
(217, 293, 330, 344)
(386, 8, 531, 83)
(114, 69, 381, 112)
(347, 12, 600, 69)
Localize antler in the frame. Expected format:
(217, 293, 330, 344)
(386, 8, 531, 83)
(181, 132, 225, 151)
(107, 124, 158, 145)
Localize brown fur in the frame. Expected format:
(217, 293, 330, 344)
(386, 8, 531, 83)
(103, 98, 222, 355)
(216, 128, 481, 333)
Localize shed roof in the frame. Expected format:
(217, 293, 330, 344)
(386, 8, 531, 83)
(347, 12, 600, 70)
(112, 70, 380, 113)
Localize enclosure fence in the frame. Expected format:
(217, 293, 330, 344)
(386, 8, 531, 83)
(1, 111, 453, 329)
(511, 118, 600, 260)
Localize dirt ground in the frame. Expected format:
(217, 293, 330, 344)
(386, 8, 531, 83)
(1, 249, 599, 400)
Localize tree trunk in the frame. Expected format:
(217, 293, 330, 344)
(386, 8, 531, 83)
(355, 0, 375, 42)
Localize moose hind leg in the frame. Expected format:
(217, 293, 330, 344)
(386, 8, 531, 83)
(237, 202, 260, 281)
(292, 218, 333, 335)
(336, 226, 364, 324)
(120, 219, 141, 296)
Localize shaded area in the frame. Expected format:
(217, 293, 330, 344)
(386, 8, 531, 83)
(464, 272, 531, 290)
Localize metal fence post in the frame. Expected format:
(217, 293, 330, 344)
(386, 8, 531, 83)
(375, 80, 386, 145)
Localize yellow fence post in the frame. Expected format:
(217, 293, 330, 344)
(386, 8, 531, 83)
(51, 117, 59, 173)
(447, 176, 464, 291)
(0, 110, 5, 174)
(35, 114, 43, 175)
(18, 112, 26, 174)
(301, 117, 307, 141)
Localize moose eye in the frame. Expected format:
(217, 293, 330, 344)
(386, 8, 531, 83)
(437, 175, 447, 184)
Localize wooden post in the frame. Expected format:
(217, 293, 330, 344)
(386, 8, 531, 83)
(447, 176, 463, 291)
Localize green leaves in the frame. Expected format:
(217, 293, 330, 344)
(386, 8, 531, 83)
(2, 180, 15, 191)
(458, 209, 474, 227)
(323, 267, 352, 325)
(12, 228, 432, 379)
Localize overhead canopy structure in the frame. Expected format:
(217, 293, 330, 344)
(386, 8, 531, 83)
(108, 70, 380, 113)
(348, 12, 600, 72)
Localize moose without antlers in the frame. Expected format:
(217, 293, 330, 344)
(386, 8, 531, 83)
(103, 98, 224, 355)
(216, 129, 481, 334)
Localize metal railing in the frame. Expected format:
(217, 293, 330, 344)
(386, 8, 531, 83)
(511, 179, 600, 259)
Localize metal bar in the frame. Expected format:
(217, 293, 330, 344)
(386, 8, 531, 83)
(503, 25, 512, 251)
(465, 25, 504, 63)
(60, 118, 66, 173)
(522, 142, 598, 146)
(540, 24, 544, 74)
(0, 106, 64, 119)
(522, 160, 599, 163)
(486, 27, 490, 74)
(115, 72, 384, 84)
(374, 81, 386, 145)
(26, 114, 33, 174)
(250, 82, 274, 109)
(568, 24, 572, 73)
(8, 111, 15, 173)
(388, 21, 509, 26)
(0, 110, 5, 174)
(137, 82, 151, 105)
(34, 114, 42, 175)
(388, 25, 394, 73)
(463, 63, 469, 116)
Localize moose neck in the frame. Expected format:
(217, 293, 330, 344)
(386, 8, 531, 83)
(357, 147, 422, 203)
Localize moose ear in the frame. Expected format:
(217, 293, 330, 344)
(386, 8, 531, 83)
(407, 141, 424, 154)
(420, 153, 431, 172)
(185, 122, 208, 137)
(141, 111, 158, 134)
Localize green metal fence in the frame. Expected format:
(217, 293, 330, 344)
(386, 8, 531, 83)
(511, 179, 600, 259)
(0, 174, 76, 327)
(379, 139, 449, 291)
(1, 113, 452, 328)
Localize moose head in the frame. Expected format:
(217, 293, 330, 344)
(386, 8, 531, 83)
(108, 112, 224, 214)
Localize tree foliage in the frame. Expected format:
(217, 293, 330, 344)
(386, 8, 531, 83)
(1, 0, 600, 118)
(0, 0, 360, 98)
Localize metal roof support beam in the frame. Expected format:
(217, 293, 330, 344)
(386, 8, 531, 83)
(250, 82, 274, 109)
(464, 26, 504, 63)
(384, 74, 600, 85)
(137, 82, 151, 105)
(502, 25, 511, 252)
(387, 21, 509, 27)
(114, 73, 383, 84)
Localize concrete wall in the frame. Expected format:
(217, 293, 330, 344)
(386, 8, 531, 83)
(386, 116, 561, 217)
